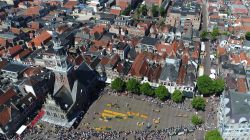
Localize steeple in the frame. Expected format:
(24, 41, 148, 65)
(45, 31, 68, 71)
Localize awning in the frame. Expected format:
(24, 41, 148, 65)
(29, 109, 45, 127)
(16, 125, 27, 135)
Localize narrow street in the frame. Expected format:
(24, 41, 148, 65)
(194, 0, 213, 139)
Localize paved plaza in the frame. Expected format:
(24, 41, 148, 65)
(21, 90, 216, 140)
(80, 94, 194, 131)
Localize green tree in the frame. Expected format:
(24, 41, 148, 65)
(210, 28, 220, 41)
(140, 5, 147, 16)
(200, 30, 209, 41)
(151, 4, 159, 17)
(212, 78, 225, 94)
(197, 75, 213, 95)
(191, 115, 203, 126)
(126, 78, 140, 94)
(135, 6, 141, 18)
(159, 7, 165, 17)
(122, 5, 132, 16)
(140, 83, 154, 96)
(171, 90, 184, 103)
(155, 85, 169, 101)
(111, 78, 125, 92)
(191, 97, 206, 110)
(205, 130, 223, 140)
(246, 32, 250, 40)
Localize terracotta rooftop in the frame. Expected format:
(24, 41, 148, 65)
(90, 25, 106, 35)
(11, 28, 21, 35)
(0, 107, 11, 126)
(100, 57, 110, 65)
(110, 9, 121, 16)
(29, 22, 41, 30)
(29, 31, 52, 47)
(145, 65, 162, 82)
(23, 66, 42, 77)
(237, 78, 247, 93)
(64, 1, 78, 9)
(217, 47, 226, 56)
(0, 38, 6, 46)
(8, 45, 22, 57)
(0, 60, 8, 70)
(129, 53, 148, 77)
(25, 6, 41, 16)
(176, 65, 186, 85)
(109, 54, 120, 66)
(0, 88, 17, 105)
(15, 49, 32, 60)
(118, 1, 128, 10)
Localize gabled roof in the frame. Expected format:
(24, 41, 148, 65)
(110, 9, 121, 16)
(64, 1, 78, 9)
(0, 107, 11, 126)
(237, 78, 247, 93)
(129, 53, 148, 77)
(0, 60, 8, 70)
(100, 57, 110, 65)
(0, 88, 17, 105)
(29, 31, 52, 47)
(23, 66, 43, 77)
(8, 45, 22, 56)
(25, 6, 41, 16)
(15, 49, 32, 60)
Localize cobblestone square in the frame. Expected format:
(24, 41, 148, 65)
(80, 93, 193, 131)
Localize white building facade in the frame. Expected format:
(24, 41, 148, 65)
(218, 91, 250, 140)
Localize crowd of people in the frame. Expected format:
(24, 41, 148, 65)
(205, 96, 219, 130)
(21, 121, 197, 140)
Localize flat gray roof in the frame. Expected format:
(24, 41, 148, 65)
(0, 33, 16, 40)
(227, 91, 250, 122)
(2, 63, 28, 73)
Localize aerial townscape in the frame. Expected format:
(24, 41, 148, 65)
(1, 0, 250, 139)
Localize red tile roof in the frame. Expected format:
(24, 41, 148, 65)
(0, 38, 6, 46)
(11, 28, 21, 34)
(239, 52, 247, 61)
(90, 25, 106, 35)
(237, 78, 247, 93)
(109, 54, 120, 66)
(176, 65, 186, 85)
(0, 60, 8, 70)
(29, 31, 52, 47)
(118, 1, 128, 10)
(0, 88, 17, 105)
(29, 22, 41, 30)
(25, 6, 41, 16)
(14, 49, 31, 60)
(145, 65, 162, 82)
(64, 1, 78, 9)
(0, 107, 11, 126)
(129, 53, 148, 77)
(100, 57, 110, 65)
(8, 45, 22, 57)
(23, 66, 42, 77)
(217, 47, 226, 56)
(75, 55, 84, 65)
(110, 9, 121, 16)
